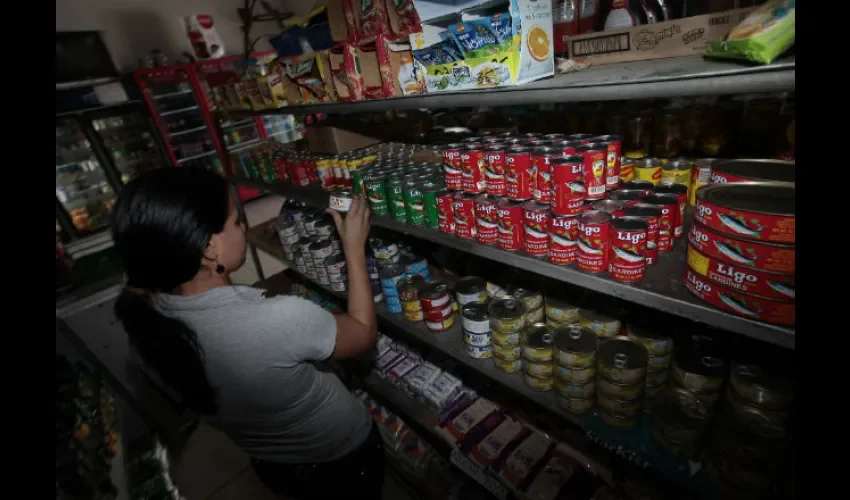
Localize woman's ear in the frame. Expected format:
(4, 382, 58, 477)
(201, 236, 219, 271)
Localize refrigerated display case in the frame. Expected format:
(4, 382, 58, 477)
(90, 104, 167, 185)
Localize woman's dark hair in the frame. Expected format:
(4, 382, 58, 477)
(111, 167, 231, 415)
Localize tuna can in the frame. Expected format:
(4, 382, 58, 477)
(505, 147, 534, 200)
(640, 193, 678, 254)
(525, 361, 554, 378)
(523, 306, 544, 325)
(309, 240, 333, 261)
(455, 276, 488, 306)
(654, 182, 688, 239)
(403, 180, 426, 225)
(331, 281, 347, 292)
(523, 372, 554, 392)
(651, 388, 710, 450)
(577, 210, 612, 273)
(453, 192, 478, 239)
(364, 175, 389, 215)
(370, 239, 400, 261)
(379, 264, 405, 300)
(694, 182, 795, 245)
(545, 296, 580, 324)
(622, 204, 661, 265)
(661, 158, 693, 187)
(557, 395, 595, 415)
(606, 188, 644, 207)
(423, 184, 441, 229)
(496, 200, 525, 251)
(671, 354, 725, 394)
(597, 392, 642, 417)
(507, 287, 543, 312)
(619, 157, 635, 183)
(578, 309, 621, 339)
(386, 177, 407, 222)
(313, 219, 335, 239)
(521, 324, 555, 362)
(729, 362, 797, 410)
(555, 378, 596, 399)
(492, 330, 522, 346)
(522, 200, 550, 257)
(329, 189, 354, 213)
(425, 313, 456, 332)
(531, 147, 559, 203)
(315, 265, 328, 278)
(553, 325, 597, 368)
(324, 253, 347, 275)
(550, 155, 586, 216)
(424, 302, 454, 322)
(435, 190, 456, 234)
(331, 239, 342, 252)
(494, 356, 524, 374)
(598, 338, 648, 384)
(489, 298, 526, 334)
(645, 368, 669, 387)
(277, 218, 297, 237)
(689, 158, 717, 206)
(442, 143, 464, 191)
(554, 364, 597, 384)
(647, 354, 672, 371)
(724, 386, 791, 428)
(492, 339, 522, 360)
(484, 145, 507, 196)
(461, 303, 490, 334)
(548, 214, 579, 265)
(576, 143, 607, 200)
(460, 145, 486, 193)
(403, 309, 424, 322)
(420, 281, 451, 310)
(400, 254, 430, 280)
(633, 157, 663, 185)
(464, 330, 492, 348)
(609, 216, 649, 283)
(474, 194, 499, 245)
(598, 377, 644, 401)
(626, 325, 673, 356)
(466, 343, 493, 359)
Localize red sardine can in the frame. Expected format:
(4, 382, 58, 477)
(522, 200, 550, 257)
(532, 147, 560, 204)
(609, 216, 649, 283)
(460, 145, 487, 193)
(577, 210, 612, 273)
(453, 192, 478, 239)
(497, 200, 524, 251)
(552, 139, 583, 155)
(304, 157, 318, 184)
(606, 188, 644, 207)
(475, 194, 499, 245)
(567, 133, 594, 144)
(273, 155, 290, 182)
(549, 214, 579, 265)
(288, 158, 311, 187)
(591, 135, 623, 190)
(436, 190, 457, 234)
(442, 143, 464, 191)
(484, 146, 507, 197)
(623, 204, 662, 265)
(588, 199, 625, 217)
(654, 182, 688, 239)
(577, 143, 607, 200)
(641, 193, 678, 254)
(621, 180, 654, 197)
(550, 155, 586, 216)
(505, 147, 534, 201)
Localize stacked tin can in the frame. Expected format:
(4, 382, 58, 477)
(324, 253, 347, 292)
(552, 325, 598, 414)
(578, 309, 622, 340)
(596, 338, 650, 430)
(461, 302, 491, 359)
(372, 238, 402, 309)
(506, 287, 544, 326)
(625, 326, 674, 408)
(397, 274, 428, 323)
(488, 297, 526, 374)
(418, 281, 455, 333)
(520, 324, 556, 392)
(543, 296, 580, 327)
(276, 218, 300, 261)
(668, 343, 726, 413)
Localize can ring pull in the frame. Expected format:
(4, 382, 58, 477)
(542, 333, 554, 344)
(613, 353, 628, 369)
(569, 329, 582, 340)
(701, 356, 723, 369)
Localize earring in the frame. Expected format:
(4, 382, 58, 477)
(216, 264, 225, 274)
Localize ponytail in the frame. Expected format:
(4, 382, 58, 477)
(115, 290, 218, 415)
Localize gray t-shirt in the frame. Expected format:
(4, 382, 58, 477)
(151, 285, 372, 464)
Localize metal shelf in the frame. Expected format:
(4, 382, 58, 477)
(176, 150, 217, 164)
(230, 56, 795, 116)
(158, 105, 199, 117)
(236, 178, 795, 349)
(151, 89, 193, 100)
(246, 221, 717, 497)
(169, 125, 208, 138)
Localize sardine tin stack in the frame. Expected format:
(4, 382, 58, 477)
(684, 160, 795, 326)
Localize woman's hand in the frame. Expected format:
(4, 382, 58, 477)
(327, 195, 371, 253)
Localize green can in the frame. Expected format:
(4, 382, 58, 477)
(403, 180, 425, 225)
(350, 167, 367, 195)
(423, 184, 441, 229)
(387, 176, 407, 222)
(364, 174, 389, 215)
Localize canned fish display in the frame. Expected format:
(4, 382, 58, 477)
(688, 223, 795, 274)
(724, 386, 791, 429)
(548, 214, 579, 265)
(682, 268, 794, 325)
(647, 354, 671, 371)
(709, 159, 795, 184)
(686, 247, 794, 301)
(550, 155, 586, 216)
(525, 361, 554, 378)
(466, 343, 493, 359)
(633, 157, 663, 184)
(521, 324, 555, 362)
(474, 194, 499, 245)
(436, 190, 456, 234)
(598, 338, 648, 385)
(453, 192, 478, 239)
(594, 135, 622, 190)
(578, 309, 621, 339)
(505, 147, 533, 200)
(494, 356, 524, 373)
(609, 216, 649, 283)
(729, 361, 797, 410)
(554, 364, 596, 384)
(576, 143, 607, 200)
(554, 378, 596, 399)
(492, 339, 521, 360)
(442, 143, 464, 190)
(651, 388, 711, 458)
(545, 296, 580, 324)
(461, 303, 490, 335)
(487, 298, 525, 336)
(522, 200, 550, 257)
(397, 274, 427, 302)
(484, 145, 507, 196)
(455, 276, 488, 306)
(689, 158, 717, 206)
(531, 147, 559, 203)
(670, 355, 725, 394)
(597, 377, 644, 401)
(625, 326, 673, 356)
(523, 372, 554, 392)
(403, 309, 425, 322)
(496, 200, 524, 251)
(640, 193, 677, 254)
(425, 313, 456, 332)
(553, 325, 597, 368)
(619, 157, 635, 183)
(419, 281, 451, 310)
(661, 158, 692, 188)
(557, 394, 595, 414)
(694, 182, 795, 244)
(597, 392, 642, 417)
(577, 210, 611, 273)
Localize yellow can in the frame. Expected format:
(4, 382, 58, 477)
(688, 158, 717, 206)
(578, 309, 621, 339)
(403, 309, 424, 322)
(523, 372, 553, 392)
(492, 329, 521, 346)
(492, 340, 521, 360)
(633, 157, 663, 185)
(401, 299, 423, 313)
(661, 158, 693, 187)
(619, 158, 635, 183)
(544, 296, 580, 324)
(525, 361, 554, 378)
(494, 356, 523, 373)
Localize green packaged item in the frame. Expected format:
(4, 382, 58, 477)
(447, 20, 504, 59)
(706, 0, 795, 64)
(387, 176, 407, 222)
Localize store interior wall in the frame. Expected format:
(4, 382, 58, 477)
(56, 0, 315, 72)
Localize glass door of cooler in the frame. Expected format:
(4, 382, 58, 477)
(134, 66, 224, 173)
(88, 104, 168, 184)
(56, 117, 117, 235)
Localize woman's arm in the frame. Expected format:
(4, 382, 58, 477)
(326, 196, 377, 359)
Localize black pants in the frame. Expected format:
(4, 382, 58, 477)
(251, 422, 385, 499)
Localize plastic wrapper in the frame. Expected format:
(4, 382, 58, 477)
(376, 333, 394, 357)
(404, 362, 442, 401)
(385, 356, 421, 386)
(470, 417, 526, 468)
(706, 0, 795, 64)
(499, 431, 554, 488)
(426, 371, 465, 410)
(446, 398, 499, 441)
(438, 391, 477, 426)
(374, 348, 405, 375)
(524, 444, 583, 500)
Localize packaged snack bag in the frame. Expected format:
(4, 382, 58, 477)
(706, 0, 795, 64)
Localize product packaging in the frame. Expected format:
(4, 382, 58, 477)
(706, 0, 795, 64)
(183, 15, 225, 59)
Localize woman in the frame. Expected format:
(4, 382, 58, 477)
(111, 167, 383, 499)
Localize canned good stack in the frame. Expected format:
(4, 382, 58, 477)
(420, 281, 456, 333)
(684, 163, 795, 326)
(324, 253, 347, 292)
(461, 303, 491, 359)
(276, 218, 300, 261)
(650, 387, 712, 458)
(507, 287, 544, 326)
(625, 326, 674, 408)
(669, 348, 726, 414)
(552, 325, 598, 414)
(578, 309, 621, 340)
(379, 264, 405, 314)
(488, 298, 526, 373)
(520, 324, 555, 392)
(543, 296, 580, 327)
(361, 165, 447, 227)
(397, 275, 428, 322)
(595, 338, 649, 429)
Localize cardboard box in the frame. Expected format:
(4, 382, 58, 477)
(306, 125, 381, 154)
(376, 34, 427, 97)
(568, 8, 755, 65)
(315, 50, 340, 102)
